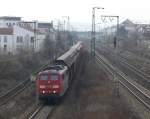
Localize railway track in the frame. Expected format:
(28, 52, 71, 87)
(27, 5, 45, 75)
(28, 103, 54, 119)
(0, 61, 51, 106)
(95, 52, 150, 110)
(96, 46, 150, 89)
(117, 54, 150, 82)
(0, 78, 30, 106)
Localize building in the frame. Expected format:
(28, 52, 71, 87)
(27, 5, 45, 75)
(0, 16, 56, 55)
(136, 24, 150, 39)
(0, 26, 38, 54)
(120, 19, 150, 40)
(121, 19, 136, 32)
(38, 22, 56, 41)
(0, 16, 21, 28)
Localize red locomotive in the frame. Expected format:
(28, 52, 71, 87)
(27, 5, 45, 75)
(36, 41, 82, 101)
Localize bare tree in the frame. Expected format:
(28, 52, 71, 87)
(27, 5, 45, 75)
(42, 34, 55, 60)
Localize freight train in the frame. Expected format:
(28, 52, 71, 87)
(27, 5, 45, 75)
(36, 41, 83, 101)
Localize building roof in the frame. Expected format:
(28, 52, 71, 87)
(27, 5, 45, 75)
(38, 22, 53, 29)
(121, 19, 135, 27)
(19, 25, 44, 35)
(0, 16, 21, 21)
(0, 28, 13, 35)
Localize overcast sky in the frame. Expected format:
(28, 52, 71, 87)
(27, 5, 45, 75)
(0, 0, 150, 30)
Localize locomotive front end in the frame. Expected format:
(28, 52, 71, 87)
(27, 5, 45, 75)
(36, 70, 61, 99)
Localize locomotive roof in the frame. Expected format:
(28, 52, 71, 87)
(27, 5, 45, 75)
(39, 65, 68, 75)
(56, 42, 82, 67)
(43, 65, 64, 70)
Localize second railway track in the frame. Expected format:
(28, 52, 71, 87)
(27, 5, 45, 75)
(95, 52, 150, 110)
(96, 46, 150, 89)
(0, 78, 30, 106)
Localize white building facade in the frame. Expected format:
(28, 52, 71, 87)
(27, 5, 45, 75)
(0, 16, 55, 55)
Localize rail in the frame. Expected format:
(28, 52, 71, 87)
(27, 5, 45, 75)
(28, 104, 54, 119)
(0, 61, 51, 106)
(95, 52, 150, 110)
(28, 104, 44, 119)
(96, 45, 150, 88)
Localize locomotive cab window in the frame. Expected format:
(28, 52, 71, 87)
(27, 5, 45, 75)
(40, 74, 48, 80)
(51, 74, 58, 80)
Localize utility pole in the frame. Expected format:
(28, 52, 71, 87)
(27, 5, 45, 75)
(34, 21, 37, 52)
(101, 15, 120, 97)
(101, 15, 119, 48)
(62, 16, 71, 47)
(67, 16, 70, 31)
(62, 16, 70, 31)
(91, 7, 104, 57)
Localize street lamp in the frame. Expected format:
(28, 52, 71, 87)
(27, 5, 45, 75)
(91, 7, 104, 57)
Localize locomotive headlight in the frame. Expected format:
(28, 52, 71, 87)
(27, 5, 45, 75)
(42, 91, 45, 93)
(53, 90, 56, 93)
(53, 85, 59, 88)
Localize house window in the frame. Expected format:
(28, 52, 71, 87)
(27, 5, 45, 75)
(17, 36, 19, 42)
(30, 37, 34, 43)
(20, 37, 23, 42)
(17, 36, 23, 43)
(4, 36, 7, 43)
(4, 44, 7, 51)
(8, 23, 11, 27)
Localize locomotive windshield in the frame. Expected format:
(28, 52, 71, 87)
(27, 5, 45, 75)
(51, 74, 58, 80)
(40, 74, 48, 80)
